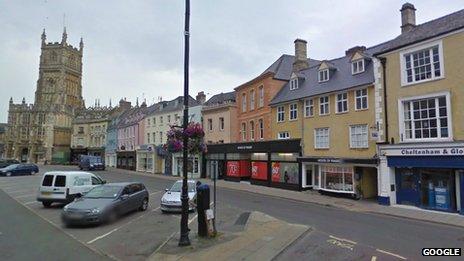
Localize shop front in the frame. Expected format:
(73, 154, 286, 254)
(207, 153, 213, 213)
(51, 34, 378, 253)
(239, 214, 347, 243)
(205, 139, 302, 191)
(136, 144, 155, 173)
(88, 147, 105, 158)
(171, 153, 202, 179)
(300, 157, 378, 199)
(105, 152, 117, 168)
(116, 150, 137, 171)
(378, 143, 464, 215)
(70, 148, 88, 164)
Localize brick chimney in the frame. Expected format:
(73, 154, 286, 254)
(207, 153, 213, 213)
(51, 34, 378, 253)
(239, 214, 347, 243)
(293, 39, 309, 72)
(400, 3, 416, 33)
(196, 91, 206, 104)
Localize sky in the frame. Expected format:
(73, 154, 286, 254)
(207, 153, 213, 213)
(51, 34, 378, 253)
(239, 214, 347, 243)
(0, 0, 463, 121)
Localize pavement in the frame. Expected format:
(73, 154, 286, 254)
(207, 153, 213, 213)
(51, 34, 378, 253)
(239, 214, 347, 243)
(2, 165, 464, 260)
(149, 210, 310, 261)
(129, 169, 464, 228)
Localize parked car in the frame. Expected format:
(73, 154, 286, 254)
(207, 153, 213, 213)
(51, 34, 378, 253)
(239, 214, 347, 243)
(61, 182, 149, 226)
(0, 163, 39, 176)
(0, 159, 20, 168)
(79, 155, 105, 171)
(160, 180, 197, 213)
(37, 171, 106, 207)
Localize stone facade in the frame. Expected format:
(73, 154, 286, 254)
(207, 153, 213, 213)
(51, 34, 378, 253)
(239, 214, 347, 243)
(0, 123, 7, 159)
(5, 28, 84, 163)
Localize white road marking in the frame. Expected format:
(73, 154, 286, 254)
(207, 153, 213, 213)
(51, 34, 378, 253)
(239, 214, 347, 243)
(15, 193, 37, 199)
(24, 201, 39, 205)
(150, 191, 162, 196)
(329, 235, 357, 245)
(371, 256, 377, 261)
(376, 249, 407, 260)
(153, 232, 176, 254)
(87, 206, 160, 244)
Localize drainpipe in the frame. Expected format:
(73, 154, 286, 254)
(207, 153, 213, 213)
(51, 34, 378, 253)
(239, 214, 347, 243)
(380, 57, 389, 144)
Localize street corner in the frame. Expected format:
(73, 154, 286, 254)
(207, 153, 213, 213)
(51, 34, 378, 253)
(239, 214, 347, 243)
(149, 210, 311, 261)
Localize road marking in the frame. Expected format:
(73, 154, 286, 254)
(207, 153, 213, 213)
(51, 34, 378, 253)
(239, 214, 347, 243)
(376, 249, 407, 260)
(150, 191, 162, 196)
(87, 207, 160, 244)
(371, 256, 377, 261)
(153, 232, 176, 254)
(327, 238, 355, 251)
(329, 235, 357, 245)
(15, 193, 37, 199)
(24, 201, 39, 205)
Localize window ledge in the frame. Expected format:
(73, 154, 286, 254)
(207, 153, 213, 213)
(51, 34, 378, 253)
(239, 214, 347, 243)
(289, 119, 298, 122)
(350, 147, 369, 150)
(400, 137, 453, 143)
(401, 76, 445, 88)
(354, 108, 369, 112)
(314, 147, 330, 150)
(335, 111, 349, 115)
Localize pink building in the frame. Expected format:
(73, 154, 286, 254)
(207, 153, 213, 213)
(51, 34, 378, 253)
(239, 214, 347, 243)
(116, 102, 147, 170)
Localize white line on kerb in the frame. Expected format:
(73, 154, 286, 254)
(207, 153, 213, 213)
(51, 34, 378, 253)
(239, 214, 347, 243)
(371, 256, 377, 261)
(329, 235, 357, 245)
(87, 206, 160, 244)
(376, 249, 407, 260)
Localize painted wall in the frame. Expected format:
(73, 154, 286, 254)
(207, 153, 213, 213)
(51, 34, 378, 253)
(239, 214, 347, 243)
(381, 31, 464, 143)
(203, 104, 238, 144)
(236, 75, 286, 142)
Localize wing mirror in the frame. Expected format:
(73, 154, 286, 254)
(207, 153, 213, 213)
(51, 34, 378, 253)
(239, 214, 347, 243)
(120, 194, 129, 201)
(102, 180, 107, 184)
(165, 188, 169, 192)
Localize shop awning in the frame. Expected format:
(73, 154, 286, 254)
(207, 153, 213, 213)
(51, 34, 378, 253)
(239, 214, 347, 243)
(387, 156, 464, 168)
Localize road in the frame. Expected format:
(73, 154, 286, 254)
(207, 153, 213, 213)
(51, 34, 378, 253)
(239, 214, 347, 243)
(1, 165, 463, 260)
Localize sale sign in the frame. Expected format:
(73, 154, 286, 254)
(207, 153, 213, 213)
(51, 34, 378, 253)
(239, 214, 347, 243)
(251, 162, 267, 180)
(271, 162, 280, 182)
(227, 161, 240, 177)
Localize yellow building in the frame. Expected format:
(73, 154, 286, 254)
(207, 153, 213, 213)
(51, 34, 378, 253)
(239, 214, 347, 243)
(270, 41, 380, 199)
(375, 4, 464, 214)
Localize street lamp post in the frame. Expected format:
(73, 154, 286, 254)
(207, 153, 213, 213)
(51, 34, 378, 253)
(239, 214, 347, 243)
(178, 0, 191, 247)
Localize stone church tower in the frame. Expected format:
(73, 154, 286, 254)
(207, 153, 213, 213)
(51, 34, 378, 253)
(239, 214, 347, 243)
(5, 28, 85, 163)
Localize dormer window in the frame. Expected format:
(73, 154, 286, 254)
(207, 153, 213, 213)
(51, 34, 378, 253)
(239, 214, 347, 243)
(318, 69, 329, 82)
(352, 59, 365, 74)
(289, 78, 298, 90)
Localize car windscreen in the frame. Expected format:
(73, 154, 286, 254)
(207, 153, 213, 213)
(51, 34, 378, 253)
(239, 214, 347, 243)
(4, 164, 19, 170)
(42, 175, 54, 186)
(84, 186, 121, 199)
(170, 182, 195, 193)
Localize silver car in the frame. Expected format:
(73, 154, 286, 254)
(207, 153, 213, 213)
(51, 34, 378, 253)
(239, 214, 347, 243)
(160, 180, 197, 213)
(61, 182, 149, 226)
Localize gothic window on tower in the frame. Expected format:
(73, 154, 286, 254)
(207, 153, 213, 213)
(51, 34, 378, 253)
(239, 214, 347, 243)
(50, 51, 57, 62)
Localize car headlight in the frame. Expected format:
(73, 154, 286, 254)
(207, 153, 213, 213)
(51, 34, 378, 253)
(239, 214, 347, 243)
(91, 208, 100, 214)
(63, 205, 69, 211)
(90, 164, 94, 167)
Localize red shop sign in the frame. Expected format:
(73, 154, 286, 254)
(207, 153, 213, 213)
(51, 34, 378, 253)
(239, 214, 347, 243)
(227, 161, 240, 177)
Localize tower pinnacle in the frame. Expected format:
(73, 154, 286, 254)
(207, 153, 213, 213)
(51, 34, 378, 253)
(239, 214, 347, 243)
(61, 26, 67, 45)
(41, 29, 46, 46)
(79, 37, 84, 52)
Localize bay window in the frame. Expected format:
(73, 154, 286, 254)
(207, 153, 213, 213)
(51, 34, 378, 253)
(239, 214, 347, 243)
(320, 166, 354, 192)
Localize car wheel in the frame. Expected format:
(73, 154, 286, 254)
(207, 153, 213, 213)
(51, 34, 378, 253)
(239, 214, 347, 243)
(42, 201, 52, 208)
(6, 172, 12, 177)
(139, 198, 148, 211)
(31, 171, 36, 175)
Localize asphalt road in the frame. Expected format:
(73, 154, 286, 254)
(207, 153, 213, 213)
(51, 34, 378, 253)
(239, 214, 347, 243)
(1, 165, 463, 260)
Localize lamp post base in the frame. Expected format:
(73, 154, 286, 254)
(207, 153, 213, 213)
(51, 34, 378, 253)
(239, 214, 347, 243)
(178, 234, 191, 246)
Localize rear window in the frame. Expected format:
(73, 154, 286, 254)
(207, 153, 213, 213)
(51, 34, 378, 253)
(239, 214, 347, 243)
(54, 175, 66, 187)
(42, 175, 54, 186)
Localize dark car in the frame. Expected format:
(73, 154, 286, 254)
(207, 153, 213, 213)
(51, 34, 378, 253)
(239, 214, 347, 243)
(0, 163, 39, 176)
(79, 155, 105, 171)
(61, 182, 149, 226)
(0, 159, 20, 168)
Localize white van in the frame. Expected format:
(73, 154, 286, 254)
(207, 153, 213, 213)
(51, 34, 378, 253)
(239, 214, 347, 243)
(37, 171, 106, 207)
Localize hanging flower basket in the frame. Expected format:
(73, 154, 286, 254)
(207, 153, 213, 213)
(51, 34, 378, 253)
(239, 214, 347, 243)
(163, 122, 207, 154)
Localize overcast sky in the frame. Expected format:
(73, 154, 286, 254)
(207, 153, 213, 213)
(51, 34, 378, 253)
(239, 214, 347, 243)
(0, 0, 462, 121)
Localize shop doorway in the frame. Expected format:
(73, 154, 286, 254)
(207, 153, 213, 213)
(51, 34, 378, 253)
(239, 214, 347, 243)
(420, 169, 455, 212)
(305, 168, 313, 187)
(396, 168, 420, 206)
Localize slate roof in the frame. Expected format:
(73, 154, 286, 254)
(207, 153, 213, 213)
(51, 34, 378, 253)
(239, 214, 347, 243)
(261, 55, 321, 81)
(204, 91, 236, 106)
(375, 8, 464, 55)
(145, 95, 200, 117)
(270, 8, 464, 106)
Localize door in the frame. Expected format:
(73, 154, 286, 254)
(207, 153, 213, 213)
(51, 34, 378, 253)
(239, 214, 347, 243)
(306, 168, 313, 187)
(396, 168, 420, 206)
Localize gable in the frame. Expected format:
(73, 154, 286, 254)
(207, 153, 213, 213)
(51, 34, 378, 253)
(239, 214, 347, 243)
(351, 52, 364, 61)
(319, 62, 329, 70)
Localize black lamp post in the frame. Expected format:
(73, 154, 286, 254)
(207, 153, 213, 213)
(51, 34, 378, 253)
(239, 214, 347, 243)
(178, 0, 191, 247)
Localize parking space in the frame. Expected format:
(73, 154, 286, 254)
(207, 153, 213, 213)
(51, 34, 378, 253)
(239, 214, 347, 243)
(0, 165, 182, 261)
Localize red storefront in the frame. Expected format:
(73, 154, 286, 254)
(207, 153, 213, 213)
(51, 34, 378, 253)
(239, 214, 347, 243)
(204, 139, 302, 191)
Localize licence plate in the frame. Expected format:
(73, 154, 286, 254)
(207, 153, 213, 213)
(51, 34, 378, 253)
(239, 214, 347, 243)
(67, 213, 83, 219)
(41, 192, 52, 195)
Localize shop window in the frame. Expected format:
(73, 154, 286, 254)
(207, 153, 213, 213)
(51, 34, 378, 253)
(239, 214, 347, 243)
(271, 162, 299, 184)
(320, 166, 354, 192)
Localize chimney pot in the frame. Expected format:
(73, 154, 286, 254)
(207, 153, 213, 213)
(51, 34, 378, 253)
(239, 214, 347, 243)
(293, 39, 309, 72)
(400, 3, 416, 33)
